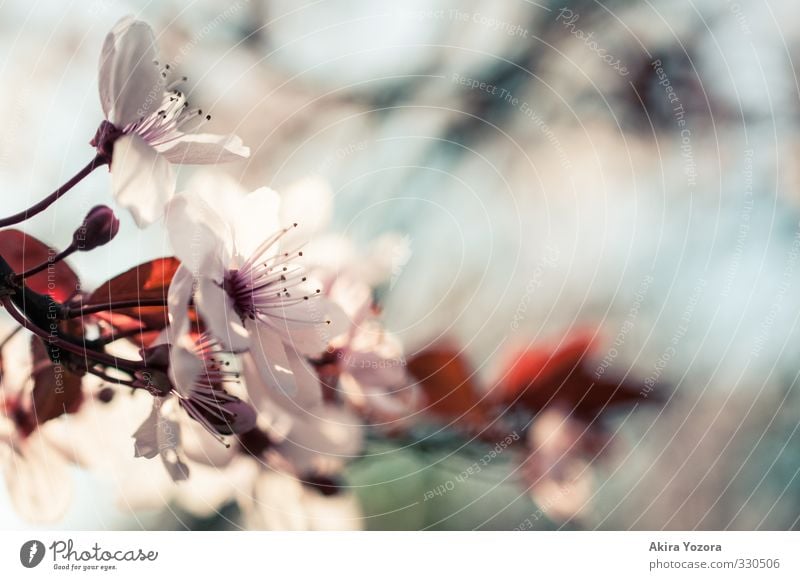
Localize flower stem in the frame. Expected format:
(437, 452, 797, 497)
(63, 297, 169, 319)
(0, 296, 145, 374)
(10, 245, 77, 283)
(0, 154, 108, 228)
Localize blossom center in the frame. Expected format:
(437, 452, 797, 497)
(221, 225, 321, 325)
(123, 79, 211, 148)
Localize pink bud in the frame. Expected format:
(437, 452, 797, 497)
(73, 205, 120, 251)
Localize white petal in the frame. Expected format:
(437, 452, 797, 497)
(244, 322, 321, 412)
(240, 355, 293, 441)
(111, 134, 174, 227)
(132, 401, 189, 482)
(195, 276, 250, 351)
(184, 170, 248, 227)
(167, 266, 194, 340)
(179, 176, 282, 267)
(164, 194, 231, 272)
(168, 343, 203, 398)
(98, 17, 163, 127)
(157, 132, 250, 164)
(182, 419, 237, 468)
(160, 448, 190, 482)
(132, 402, 163, 459)
(264, 297, 350, 357)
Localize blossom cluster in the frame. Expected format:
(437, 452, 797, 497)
(0, 17, 657, 528)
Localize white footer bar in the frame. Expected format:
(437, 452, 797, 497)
(0, 531, 798, 579)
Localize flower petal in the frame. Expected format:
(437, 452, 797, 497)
(111, 134, 174, 227)
(132, 401, 189, 482)
(99, 17, 163, 127)
(264, 297, 349, 357)
(165, 195, 232, 272)
(244, 321, 321, 412)
(184, 170, 248, 226)
(157, 132, 250, 165)
(167, 265, 194, 340)
(195, 276, 249, 351)
(168, 343, 203, 398)
(132, 402, 167, 459)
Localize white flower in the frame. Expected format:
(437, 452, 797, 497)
(117, 352, 364, 528)
(93, 16, 249, 226)
(164, 172, 347, 406)
(131, 332, 257, 481)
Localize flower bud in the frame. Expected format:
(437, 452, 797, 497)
(73, 205, 120, 251)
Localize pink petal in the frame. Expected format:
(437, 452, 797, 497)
(195, 276, 250, 351)
(164, 194, 232, 271)
(167, 266, 195, 339)
(168, 344, 203, 398)
(98, 17, 163, 127)
(111, 134, 174, 227)
(265, 298, 350, 357)
(244, 322, 322, 413)
(157, 132, 250, 165)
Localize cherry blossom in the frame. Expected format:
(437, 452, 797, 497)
(164, 172, 348, 405)
(92, 16, 249, 226)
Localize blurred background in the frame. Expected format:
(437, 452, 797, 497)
(2, 0, 800, 530)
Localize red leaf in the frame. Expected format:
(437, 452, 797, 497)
(494, 331, 656, 420)
(0, 230, 79, 301)
(407, 344, 496, 433)
(79, 258, 180, 335)
(85, 257, 179, 305)
(29, 336, 84, 425)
